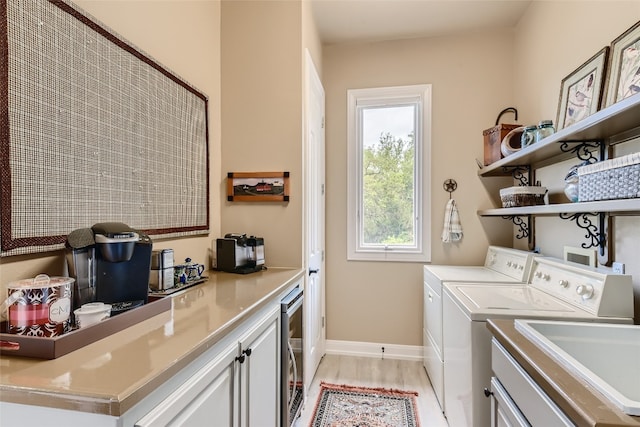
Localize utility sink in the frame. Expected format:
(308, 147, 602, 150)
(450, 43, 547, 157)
(515, 319, 640, 416)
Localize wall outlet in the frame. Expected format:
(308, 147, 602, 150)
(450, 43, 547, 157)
(612, 262, 625, 274)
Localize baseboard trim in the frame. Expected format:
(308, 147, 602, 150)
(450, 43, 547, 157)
(325, 339, 422, 362)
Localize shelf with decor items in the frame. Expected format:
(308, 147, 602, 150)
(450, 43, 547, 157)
(478, 93, 640, 178)
(477, 93, 640, 265)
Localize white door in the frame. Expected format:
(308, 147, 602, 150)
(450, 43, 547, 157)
(304, 49, 325, 394)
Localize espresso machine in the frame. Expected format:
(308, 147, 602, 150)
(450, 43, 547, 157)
(66, 222, 152, 313)
(216, 233, 265, 274)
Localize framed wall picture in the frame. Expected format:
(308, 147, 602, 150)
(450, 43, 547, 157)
(604, 20, 640, 107)
(556, 47, 609, 130)
(227, 172, 290, 202)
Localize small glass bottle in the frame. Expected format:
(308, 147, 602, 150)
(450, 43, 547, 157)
(535, 120, 555, 143)
(521, 125, 537, 148)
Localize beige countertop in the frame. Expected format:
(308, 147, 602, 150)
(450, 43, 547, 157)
(488, 319, 640, 427)
(0, 268, 304, 416)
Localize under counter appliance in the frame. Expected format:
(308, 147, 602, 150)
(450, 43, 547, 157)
(281, 286, 304, 427)
(442, 257, 634, 427)
(216, 233, 265, 274)
(65, 222, 152, 312)
(423, 246, 537, 410)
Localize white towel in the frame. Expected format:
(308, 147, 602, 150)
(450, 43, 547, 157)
(441, 199, 463, 243)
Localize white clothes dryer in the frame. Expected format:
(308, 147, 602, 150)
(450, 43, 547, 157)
(423, 246, 537, 409)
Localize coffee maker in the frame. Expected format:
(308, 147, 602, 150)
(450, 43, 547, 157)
(216, 233, 265, 274)
(66, 222, 152, 313)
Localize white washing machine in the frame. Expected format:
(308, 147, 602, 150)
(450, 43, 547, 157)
(442, 257, 634, 427)
(423, 246, 537, 410)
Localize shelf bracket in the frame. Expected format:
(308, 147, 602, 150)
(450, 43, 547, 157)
(558, 140, 605, 164)
(500, 166, 530, 186)
(501, 215, 534, 248)
(558, 212, 611, 265)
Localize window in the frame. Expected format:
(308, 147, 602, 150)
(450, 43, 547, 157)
(347, 85, 431, 262)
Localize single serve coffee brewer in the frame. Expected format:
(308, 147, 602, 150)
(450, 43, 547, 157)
(66, 222, 152, 313)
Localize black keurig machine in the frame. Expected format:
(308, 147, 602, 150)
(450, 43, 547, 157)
(66, 222, 152, 313)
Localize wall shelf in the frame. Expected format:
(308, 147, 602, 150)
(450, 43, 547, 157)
(478, 94, 640, 177)
(478, 199, 640, 217)
(477, 93, 640, 264)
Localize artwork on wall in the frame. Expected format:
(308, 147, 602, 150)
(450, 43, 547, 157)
(227, 172, 290, 202)
(0, 1, 210, 257)
(556, 47, 609, 130)
(604, 20, 640, 107)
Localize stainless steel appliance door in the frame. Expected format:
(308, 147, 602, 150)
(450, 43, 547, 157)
(280, 286, 303, 427)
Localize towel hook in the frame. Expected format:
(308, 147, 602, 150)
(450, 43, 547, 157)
(443, 179, 457, 199)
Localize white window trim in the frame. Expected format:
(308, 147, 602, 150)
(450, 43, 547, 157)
(347, 84, 432, 262)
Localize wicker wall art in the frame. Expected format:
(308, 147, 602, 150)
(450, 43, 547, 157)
(1, 0, 210, 256)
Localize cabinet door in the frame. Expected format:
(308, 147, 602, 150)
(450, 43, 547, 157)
(135, 341, 238, 427)
(238, 307, 279, 427)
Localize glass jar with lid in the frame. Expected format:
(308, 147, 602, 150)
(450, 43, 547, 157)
(535, 120, 555, 143)
(520, 125, 537, 148)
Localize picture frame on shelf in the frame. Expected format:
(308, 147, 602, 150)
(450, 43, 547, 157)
(603, 20, 640, 108)
(556, 47, 609, 130)
(226, 171, 290, 202)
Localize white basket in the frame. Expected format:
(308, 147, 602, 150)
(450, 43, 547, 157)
(578, 153, 640, 202)
(499, 186, 547, 208)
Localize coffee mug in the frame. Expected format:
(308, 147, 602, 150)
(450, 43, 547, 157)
(1, 274, 74, 337)
(174, 265, 188, 285)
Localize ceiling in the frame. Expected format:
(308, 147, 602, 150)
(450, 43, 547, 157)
(310, 0, 532, 45)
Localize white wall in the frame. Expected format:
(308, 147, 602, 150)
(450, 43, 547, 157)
(323, 30, 515, 345)
(219, 1, 305, 269)
(322, 1, 640, 347)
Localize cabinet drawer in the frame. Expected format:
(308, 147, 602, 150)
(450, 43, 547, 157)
(490, 377, 530, 427)
(492, 339, 574, 427)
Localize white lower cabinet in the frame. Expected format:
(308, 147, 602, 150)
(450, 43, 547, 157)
(238, 306, 279, 427)
(136, 340, 237, 427)
(490, 339, 574, 427)
(136, 306, 280, 427)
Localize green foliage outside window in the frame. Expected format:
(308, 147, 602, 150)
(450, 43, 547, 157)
(362, 132, 415, 246)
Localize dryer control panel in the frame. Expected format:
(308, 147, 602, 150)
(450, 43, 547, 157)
(485, 246, 536, 281)
(529, 257, 633, 318)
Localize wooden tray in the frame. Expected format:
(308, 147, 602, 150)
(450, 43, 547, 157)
(0, 296, 171, 359)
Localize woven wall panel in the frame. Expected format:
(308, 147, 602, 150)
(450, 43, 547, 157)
(1, 0, 210, 257)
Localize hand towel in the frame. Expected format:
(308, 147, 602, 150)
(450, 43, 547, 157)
(441, 199, 463, 243)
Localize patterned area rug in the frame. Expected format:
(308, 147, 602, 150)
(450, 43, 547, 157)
(290, 382, 304, 425)
(309, 382, 421, 427)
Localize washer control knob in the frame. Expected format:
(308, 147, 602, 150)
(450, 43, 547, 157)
(506, 261, 513, 267)
(535, 271, 543, 278)
(576, 284, 594, 299)
(543, 274, 551, 281)
(558, 279, 569, 288)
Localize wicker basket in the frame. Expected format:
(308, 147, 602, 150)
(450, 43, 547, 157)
(578, 153, 640, 202)
(500, 186, 547, 208)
